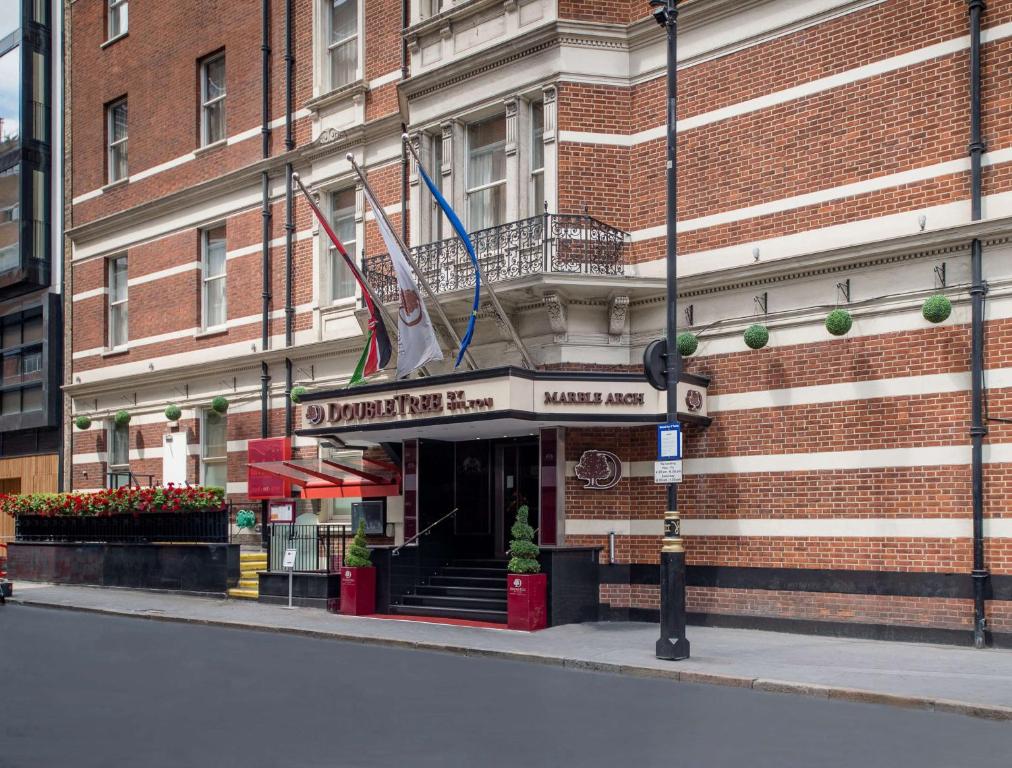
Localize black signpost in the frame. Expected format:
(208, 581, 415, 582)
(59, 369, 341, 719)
(648, 0, 689, 661)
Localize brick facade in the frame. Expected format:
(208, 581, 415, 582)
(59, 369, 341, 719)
(65, 0, 1012, 641)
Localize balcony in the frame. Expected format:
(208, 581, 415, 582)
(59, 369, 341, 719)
(362, 212, 628, 304)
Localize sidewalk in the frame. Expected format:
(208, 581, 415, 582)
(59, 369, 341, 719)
(8, 582, 1012, 721)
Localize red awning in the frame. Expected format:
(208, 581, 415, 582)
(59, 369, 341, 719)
(247, 456, 400, 499)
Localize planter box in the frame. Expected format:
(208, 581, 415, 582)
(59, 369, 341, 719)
(6, 541, 239, 595)
(507, 572, 547, 631)
(340, 566, 376, 616)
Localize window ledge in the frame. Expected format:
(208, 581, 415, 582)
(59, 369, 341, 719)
(305, 80, 368, 113)
(194, 326, 229, 340)
(194, 139, 227, 157)
(101, 32, 128, 49)
(320, 299, 358, 317)
(101, 346, 130, 359)
(101, 178, 129, 194)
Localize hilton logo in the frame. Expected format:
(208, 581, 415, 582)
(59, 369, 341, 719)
(685, 389, 703, 412)
(513, 578, 522, 588)
(305, 404, 325, 425)
(344, 570, 352, 579)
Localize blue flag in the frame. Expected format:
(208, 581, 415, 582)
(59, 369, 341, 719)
(415, 161, 479, 368)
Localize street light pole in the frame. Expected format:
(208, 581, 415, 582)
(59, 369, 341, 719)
(652, 0, 689, 661)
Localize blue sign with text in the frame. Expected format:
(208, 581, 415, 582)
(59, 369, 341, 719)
(657, 422, 682, 461)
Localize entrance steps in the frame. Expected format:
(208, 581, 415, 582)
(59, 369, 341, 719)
(390, 558, 508, 624)
(228, 552, 267, 600)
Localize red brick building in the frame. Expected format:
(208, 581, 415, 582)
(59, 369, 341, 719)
(64, 0, 1012, 643)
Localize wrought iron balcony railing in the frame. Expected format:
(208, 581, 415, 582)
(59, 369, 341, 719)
(362, 212, 627, 304)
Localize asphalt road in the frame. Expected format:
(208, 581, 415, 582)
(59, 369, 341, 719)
(1, 606, 1010, 768)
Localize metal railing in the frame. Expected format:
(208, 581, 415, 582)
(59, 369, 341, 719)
(14, 509, 229, 544)
(392, 508, 457, 557)
(362, 212, 627, 304)
(106, 471, 157, 489)
(268, 523, 350, 572)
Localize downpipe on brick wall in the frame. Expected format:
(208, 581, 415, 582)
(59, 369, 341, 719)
(260, 0, 273, 546)
(283, 0, 295, 437)
(968, 0, 989, 649)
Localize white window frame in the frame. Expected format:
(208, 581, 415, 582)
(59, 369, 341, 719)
(201, 225, 227, 329)
(200, 408, 228, 488)
(529, 100, 545, 218)
(324, 0, 361, 92)
(106, 98, 128, 184)
(466, 116, 508, 232)
(107, 254, 128, 349)
(420, 0, 442, 19)
(329, 188, 358, 305)
(200, 53, 227, 147)
(107, 420, 130, 488)
(107, 0, 128, 41)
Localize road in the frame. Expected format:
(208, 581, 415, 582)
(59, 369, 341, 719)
(1, 605, 1009, 768)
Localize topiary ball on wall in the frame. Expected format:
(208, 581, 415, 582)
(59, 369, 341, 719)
(743, 324, 769, 350)
(922, 294, 952, 324)
(114, 410, 131, 426)
(164, 404, 182, 422)
(210, 396, 229, 414)
(825, 309, 853, 337)
(676, 332, 698, 357)
(290, 386, 308, 404)
(74, 415, 92, 430)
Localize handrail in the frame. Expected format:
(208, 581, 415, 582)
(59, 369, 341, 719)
(392, 508, 457, 557)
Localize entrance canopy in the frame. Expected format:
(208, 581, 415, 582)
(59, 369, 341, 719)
(296, 366, 709, 443)
(246, 455, 400, 499)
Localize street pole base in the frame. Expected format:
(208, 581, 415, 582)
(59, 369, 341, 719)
(655, 636, 690, 661)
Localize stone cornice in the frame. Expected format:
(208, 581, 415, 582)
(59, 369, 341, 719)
(631, 215, 1012, 303)
(66, 114, 405, 245)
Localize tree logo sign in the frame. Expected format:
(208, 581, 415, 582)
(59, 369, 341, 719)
(574, 450, 623, 490)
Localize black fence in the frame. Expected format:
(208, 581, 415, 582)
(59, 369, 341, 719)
(268, 523, 350, 572)
(362, 212, 627, 304)
(15, 509, 229, 544)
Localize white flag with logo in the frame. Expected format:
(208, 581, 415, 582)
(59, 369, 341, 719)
(361, 183, 443, 378)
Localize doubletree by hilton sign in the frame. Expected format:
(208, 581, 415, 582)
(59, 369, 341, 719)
(299, 368, 707, 433)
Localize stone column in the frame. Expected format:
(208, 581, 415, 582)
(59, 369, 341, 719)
(504, 96, 520, 223)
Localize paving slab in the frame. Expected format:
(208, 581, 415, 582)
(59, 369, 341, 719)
(8, 581, 1012, 719)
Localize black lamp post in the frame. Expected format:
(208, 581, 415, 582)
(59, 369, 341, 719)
(651, 0, 689, 661)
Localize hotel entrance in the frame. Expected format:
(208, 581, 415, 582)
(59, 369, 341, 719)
(416, 437, 540, 561)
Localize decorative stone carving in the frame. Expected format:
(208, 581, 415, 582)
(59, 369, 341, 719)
(608, 295, 630, 337)
(544, 292, 567, 335)
(504, 97, 519, 157)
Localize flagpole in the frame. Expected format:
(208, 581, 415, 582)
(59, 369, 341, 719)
(347, 154, 479, 372)
(403, 136, 535, 370)
(291, 172, 402, 355)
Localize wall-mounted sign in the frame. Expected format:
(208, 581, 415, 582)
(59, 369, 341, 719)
(269, 501, 295, 523)
(299, 370, 708, 435)
(543, 391, 646, 406)
(574, 450, 623, 490)
(305, 390, 494, 427)
(248, 437, 292, 499)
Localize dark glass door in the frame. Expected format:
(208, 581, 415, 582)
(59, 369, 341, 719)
(495, 441, 540, 557)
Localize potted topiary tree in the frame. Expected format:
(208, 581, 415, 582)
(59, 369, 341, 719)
(339, 519, 376, 616)
(506, 505, 547, 631)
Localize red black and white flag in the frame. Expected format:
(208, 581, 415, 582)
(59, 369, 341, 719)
(293, 174, 392, 384)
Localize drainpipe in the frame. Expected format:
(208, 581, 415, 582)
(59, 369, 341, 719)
(260, 0, 273, 546)
(967, 0, 989, 649)
(400, 0, 409, 244)
(284, 0, 295, 435)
